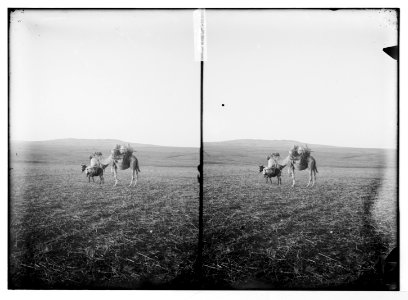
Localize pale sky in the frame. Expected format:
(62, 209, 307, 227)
(10, 10, 200, 147)
(205, 9, 398, 149)
(10, 9, 398, 148)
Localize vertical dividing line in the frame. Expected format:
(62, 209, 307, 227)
(197, 60, 204, 280)
(7, 8, 12, 289)
(396, 9, 400, 291)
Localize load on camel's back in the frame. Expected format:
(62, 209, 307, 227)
(288, 145, 312, 170)
(107, 144, 141, 186)
(111, 144, 135, 170)
(284, 144, 318, 187)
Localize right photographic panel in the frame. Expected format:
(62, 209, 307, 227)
(203, 9, 398, 290)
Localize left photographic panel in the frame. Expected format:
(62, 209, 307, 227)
(9, 9, 200, 289)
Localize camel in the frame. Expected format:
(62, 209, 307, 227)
(282, 146, 318, 187)
(105, 145, 141, 187)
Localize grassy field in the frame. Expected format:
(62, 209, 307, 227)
(9, 141, 200, 289)
(202, 164, 397, 289)
(9, 139, 398, 289)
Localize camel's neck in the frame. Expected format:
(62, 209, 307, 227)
(281, 155, 291, 166)
(102, 155, 114, 165)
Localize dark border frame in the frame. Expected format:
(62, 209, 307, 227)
(7, 7, 400, 291)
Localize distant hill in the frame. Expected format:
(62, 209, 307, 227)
(204, 139, 397, 168)
(9, 139, 199, 167)
(9, 138, 397, 169)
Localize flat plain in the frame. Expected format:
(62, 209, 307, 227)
(9, 139, 200, 288)
(202, 140, 397, 289)
(8, 139, 398, 289)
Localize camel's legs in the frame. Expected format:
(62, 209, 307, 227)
(307, 169, 312, 187)
(113, 167, 118, 186)
(306, 169, 316, 187)
(129, 169, 139, 187)
(311, 170, 316, 187)
(100, 175, 104, 185)
(129, 169, 135, 186)
(92, 177, 95, 183)
(269, 177, 272, 184)
(134, 171, 139, 187)
(290, 169, 296, 187)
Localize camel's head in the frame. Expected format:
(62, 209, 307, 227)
(81, 164, 87, 173)
(259, 165, 265, 173)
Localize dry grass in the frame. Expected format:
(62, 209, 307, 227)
(9, 163, 199, 289)
(203, 165, 397, 289)
(8, 147, 398, 290)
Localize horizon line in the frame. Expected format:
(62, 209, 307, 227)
(9, 138, 200, 149)
(204, 138, 397, 150)
(9, 137, 397, 150)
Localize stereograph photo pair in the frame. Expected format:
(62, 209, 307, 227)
(8, 8, 399, 290)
